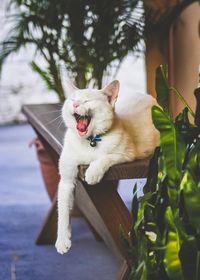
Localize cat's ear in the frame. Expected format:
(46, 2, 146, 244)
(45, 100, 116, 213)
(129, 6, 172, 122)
(102, 80, 119, 107)
(66, 80, 79, 97)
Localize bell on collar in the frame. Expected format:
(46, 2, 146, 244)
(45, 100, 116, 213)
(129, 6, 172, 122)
(87, 134, 102, 147)
(90, 140, 97, 147)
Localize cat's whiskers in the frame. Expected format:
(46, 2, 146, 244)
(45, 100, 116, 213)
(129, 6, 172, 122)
(55, 118, 64, 135)
(38, 109, 62, 116)
(45, 114, 62, 126)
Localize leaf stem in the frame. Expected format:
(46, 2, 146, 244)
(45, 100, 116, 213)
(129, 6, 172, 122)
(170, 86, 195, 118)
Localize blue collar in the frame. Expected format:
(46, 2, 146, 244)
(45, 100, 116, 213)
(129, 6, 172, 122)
(87, 134, 102, 147)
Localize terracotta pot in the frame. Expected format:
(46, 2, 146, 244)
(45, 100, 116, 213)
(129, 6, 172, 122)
(30, 138, 59, 200)
(30, 138, 82, 217)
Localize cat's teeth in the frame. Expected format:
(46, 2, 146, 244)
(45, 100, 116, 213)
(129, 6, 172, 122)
(74, 113, 91, 122)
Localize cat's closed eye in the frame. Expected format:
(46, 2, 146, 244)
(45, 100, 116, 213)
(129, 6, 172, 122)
(70, 99, 89, 104)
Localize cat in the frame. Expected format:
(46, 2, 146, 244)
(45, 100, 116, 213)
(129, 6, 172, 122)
(55, 80, 160, 254)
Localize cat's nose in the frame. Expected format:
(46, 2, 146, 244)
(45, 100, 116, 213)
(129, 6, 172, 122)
(73, 101, 80, 108)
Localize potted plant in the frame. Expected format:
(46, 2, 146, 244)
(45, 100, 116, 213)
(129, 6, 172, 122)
(121, 65, 200, 279)
(0, 0, 144, 202)
(0, 0, 145, 91)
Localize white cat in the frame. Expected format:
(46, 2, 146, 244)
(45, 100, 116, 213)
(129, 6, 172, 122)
(55, 80, 159, 254)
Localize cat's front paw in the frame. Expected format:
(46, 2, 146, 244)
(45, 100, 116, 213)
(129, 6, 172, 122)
(85, 163, 105, 185)
(55, 237, 72, 254)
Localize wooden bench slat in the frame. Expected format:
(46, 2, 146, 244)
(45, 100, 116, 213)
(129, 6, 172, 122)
(22, 104, 64, 155)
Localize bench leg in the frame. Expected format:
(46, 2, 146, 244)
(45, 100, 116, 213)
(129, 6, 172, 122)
(75, 180, 132, 262)
(118, 260, 130, 280)
(36, 195, 57, 245)
(36, 179, 131, 266)
(36, 194, 103, 244)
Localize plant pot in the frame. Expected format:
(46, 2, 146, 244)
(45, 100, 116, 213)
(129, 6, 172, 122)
(30, 138, 82, 217)
(30, 138, 59, 200)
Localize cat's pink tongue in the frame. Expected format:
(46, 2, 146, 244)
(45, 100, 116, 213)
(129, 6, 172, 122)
(76, 118, 88, 135)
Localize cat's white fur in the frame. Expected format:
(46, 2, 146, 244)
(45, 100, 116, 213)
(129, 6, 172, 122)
(55, 80, 159, 254)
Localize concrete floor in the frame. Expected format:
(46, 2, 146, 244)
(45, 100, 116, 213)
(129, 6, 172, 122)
(0, 124, 123, 280)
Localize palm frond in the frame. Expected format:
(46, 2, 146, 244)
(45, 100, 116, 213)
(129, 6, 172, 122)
(0, 35, 28, 71)
(31, 61, 55, 91)
(4, 0, 193, 94)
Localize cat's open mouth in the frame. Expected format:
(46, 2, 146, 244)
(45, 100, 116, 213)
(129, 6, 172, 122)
(74, 113, 91, 136)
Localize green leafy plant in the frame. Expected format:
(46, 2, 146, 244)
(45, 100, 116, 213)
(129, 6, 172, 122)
(121, 65, 200, 280)
(1, 0, 194, 102)
(0, 0, 144, 101)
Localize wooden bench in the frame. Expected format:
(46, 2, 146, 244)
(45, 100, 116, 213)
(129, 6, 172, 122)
(22, 103, 150, 279)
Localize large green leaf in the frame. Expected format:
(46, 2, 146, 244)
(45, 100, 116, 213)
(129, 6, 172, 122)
(186, 140, 200, 175)
(156, 176, 169, 236)
(155, 65, 170, 113)
(132, 184, 139, 225)
(180, 170, 200, 233)
(152, 106, 186, 181)
(164, 207, 184, 280)
(134, 261, 147, 280)
(179, 238, 200, 280)
(143, 147, 160, 194)
(144, 205, 158, 244)
(130, 261, 147, 280)
(175, 108, 200, 144)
